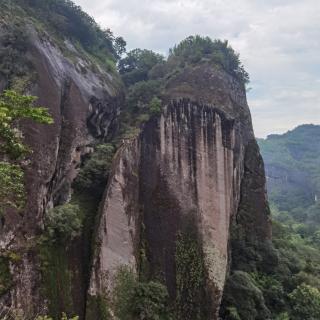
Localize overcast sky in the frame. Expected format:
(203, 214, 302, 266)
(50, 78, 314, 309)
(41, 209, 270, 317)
(74, 0, 320, 137)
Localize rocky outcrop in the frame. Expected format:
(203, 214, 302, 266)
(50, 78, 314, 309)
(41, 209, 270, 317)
(87, 64, 271, 319)
(0, 20, 122, 316)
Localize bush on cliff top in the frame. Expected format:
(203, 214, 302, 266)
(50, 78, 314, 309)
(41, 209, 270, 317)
(3, 0, 126, 62)
(169, 35, 249, 84)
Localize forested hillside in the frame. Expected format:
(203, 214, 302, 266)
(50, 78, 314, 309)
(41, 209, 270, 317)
(231, 125, 320, 319)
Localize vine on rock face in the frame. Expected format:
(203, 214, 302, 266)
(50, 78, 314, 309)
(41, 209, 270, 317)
(175, 222, 207, 320)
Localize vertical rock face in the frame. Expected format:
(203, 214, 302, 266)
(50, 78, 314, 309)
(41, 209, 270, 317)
(88, 65, 271, 318)
(0, 21, 122, 315)
(89, 139, 141, 296)
(141, 102, 236, 300)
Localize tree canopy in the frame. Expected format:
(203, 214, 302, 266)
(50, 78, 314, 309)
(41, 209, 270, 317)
(118, 49, 165, 86)
(169, 35, 249, 84)
(9, 0, 126, 60)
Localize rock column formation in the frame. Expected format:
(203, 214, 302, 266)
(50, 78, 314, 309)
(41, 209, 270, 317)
(88, 65, 271, 319)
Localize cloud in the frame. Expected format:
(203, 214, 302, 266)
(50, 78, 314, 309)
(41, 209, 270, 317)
(74, 0, 320, 137)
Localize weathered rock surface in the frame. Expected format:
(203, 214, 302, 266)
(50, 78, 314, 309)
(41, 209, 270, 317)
(0, 21, 122, 316)
(88, 64, 271, 319)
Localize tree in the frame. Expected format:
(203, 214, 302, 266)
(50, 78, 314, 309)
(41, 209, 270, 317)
(114, 36, 127, 58)
(289, 284, 320, 319)
(126, 80, 162, 112)
(169, 35, 249, 84)
(0, 90, 53, 211)
(149, 97, 162, 116)
(113, 267, 172, 320)
(118, 49, 164, 86)
(45, 204, 82, 242)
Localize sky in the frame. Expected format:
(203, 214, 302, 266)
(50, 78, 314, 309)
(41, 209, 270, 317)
(74, 0, 320, 138)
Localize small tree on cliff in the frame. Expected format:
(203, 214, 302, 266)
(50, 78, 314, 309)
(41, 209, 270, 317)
(0, 90, 53, 211)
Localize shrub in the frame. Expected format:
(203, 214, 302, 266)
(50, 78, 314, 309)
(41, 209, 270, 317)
(131, 281, 170, 320)
(289, 284, 320, 320)
(45, 204, 82, 242)
(169, 35, 249, 84)
(220, 271, 270, 320)
(127, 80, 162, 111)
(113, 267, 136, 319)
(149, 97, 162, 116)
(113, 267, 172, 320)
(119, 49, 164, 86)
(73, 144, 115, 196)
(36, 313, 79, 320)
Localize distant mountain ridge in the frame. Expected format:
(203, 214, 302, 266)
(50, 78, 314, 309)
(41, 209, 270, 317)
(258, 124, 320, 211)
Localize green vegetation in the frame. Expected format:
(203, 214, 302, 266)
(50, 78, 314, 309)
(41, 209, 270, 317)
(12, 0, 126, 61)
(257, 124, 320, 210)
(168, 35, 249, 84)
(221, 125, 320, 319)
(39, 142, 117, 319)
(86, 294, 111, 320)
(289, 284, 320, 320)
(0, 162, 24, 212)
(45, 204, 82, 243)
(0, 256, 12, 296)
(117, 36, 249, 140)
(112, 267, 172, 320)
(73, 143, 116, 197)
(0, 0, 126, 78)
(118, 49, 164, 86)
(175, 229, 206, 320)
(35, 313, 79, 320)
(149, 97, 162, 116)
(222, 271, 271, 320)
(0, 20, 35, 91)
(117, 49, 165, 139)
(38, 243, 74, 319)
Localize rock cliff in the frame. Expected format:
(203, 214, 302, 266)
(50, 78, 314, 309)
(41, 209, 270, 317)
(0, 1, 122, 317)
(87, 65, 271, 319)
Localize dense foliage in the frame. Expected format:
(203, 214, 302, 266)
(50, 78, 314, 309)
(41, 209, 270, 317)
(73, 143, 116, 197)
(45, 204, 82, 243)
(113, 267, 172, 320)
(117, 36, 249, 140)
(168, 35, 249, 84)
(0, 21, 34, 91)
(117, 49, 164, 139)
(221, 125, 320, 320)
(258, 125, 320, 210)
(118, 49, 164, 86)
(175, 230, 206, 320)
(12, 0, 126, 61)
